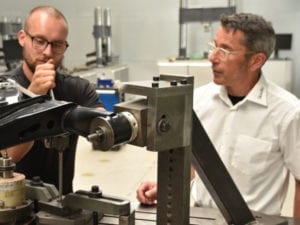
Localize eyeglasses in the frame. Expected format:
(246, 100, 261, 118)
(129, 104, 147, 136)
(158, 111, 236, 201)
(25, 31, 69, 54)
(207, 42, 254, 61)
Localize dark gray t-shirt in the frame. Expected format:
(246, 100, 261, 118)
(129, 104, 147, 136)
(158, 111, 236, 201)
(9, 66, 103, 194)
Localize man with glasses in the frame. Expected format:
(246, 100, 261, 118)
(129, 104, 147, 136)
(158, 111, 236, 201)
(137, 13, 300, 217)
(4, 5, 104, 194)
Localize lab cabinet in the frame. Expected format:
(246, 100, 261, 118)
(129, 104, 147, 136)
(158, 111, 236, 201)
(158, 59, 292, 91)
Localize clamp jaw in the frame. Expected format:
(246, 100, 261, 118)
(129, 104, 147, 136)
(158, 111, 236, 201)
(25, 178, 133, 225)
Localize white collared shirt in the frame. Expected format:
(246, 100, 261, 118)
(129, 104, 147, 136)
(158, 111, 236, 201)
(192, 75, 300, 215)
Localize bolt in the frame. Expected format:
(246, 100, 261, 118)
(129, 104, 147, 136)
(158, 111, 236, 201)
(153, 76, 160, 81)
(170, 80, 177, 86)
(180, 79, 188, 85)
(152, 82, 159, 88)
(158, 119, 171, 132)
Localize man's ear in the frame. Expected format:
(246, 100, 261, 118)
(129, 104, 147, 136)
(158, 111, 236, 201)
(249, 52, 267, 72)
(18, 29, 26, 47)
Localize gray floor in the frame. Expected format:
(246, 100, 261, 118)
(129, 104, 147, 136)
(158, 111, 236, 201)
(74, 137, 294, 217)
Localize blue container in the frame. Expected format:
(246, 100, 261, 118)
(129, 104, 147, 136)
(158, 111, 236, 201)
(97, 78, 114, 88)
(96, 89, 119, 112)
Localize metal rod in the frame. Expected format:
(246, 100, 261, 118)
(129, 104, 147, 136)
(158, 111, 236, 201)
(58, 151, 63, 201)
(104, 8, 112, 63)
(94, 7, 104, 67)
(179, 0, 188, 59)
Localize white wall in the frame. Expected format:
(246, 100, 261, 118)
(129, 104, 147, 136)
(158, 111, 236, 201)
(238, 0, 300, 96)
(0, 0, 299, 96)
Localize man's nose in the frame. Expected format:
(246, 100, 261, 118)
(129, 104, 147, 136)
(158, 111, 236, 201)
(43, 43, 53, 55)
(208, 50, 219, 63)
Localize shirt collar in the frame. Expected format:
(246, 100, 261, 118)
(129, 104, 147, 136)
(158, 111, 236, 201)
(246, 75, 267, 106)
(213, 74, 268, 107)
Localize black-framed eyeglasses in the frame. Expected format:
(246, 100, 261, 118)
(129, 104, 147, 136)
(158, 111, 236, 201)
(25, 30, 69, 54)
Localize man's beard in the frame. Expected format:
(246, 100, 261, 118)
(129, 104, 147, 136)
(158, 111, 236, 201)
(22, 49, 62, 74)
(26, 59, 36, 74)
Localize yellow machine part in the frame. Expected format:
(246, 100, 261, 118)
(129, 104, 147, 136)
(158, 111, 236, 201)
(0, 172, 25, 208)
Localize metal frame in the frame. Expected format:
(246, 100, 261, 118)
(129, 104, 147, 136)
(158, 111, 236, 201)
(178, 0, 236, 59)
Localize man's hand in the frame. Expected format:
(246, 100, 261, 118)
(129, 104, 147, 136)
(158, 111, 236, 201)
(28, 59, 56, 95)
(136, 181, 157, 205)
(294, 179, 300, 218)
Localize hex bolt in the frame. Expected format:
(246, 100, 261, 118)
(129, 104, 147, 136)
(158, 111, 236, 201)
(152, 82, 159, 88)
(180, 79, 188, 85)
(91, 185, 100, 193)
(170, 80, 177, 86)
(153, 76, 160, 81)
(158, 118, 171, 132)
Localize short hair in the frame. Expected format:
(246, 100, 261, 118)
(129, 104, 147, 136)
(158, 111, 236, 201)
(220, 13, 275, 59)
(24, 5, 68, 32)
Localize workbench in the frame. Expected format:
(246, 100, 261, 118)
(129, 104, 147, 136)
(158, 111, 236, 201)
(99, 205, 300, 225)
